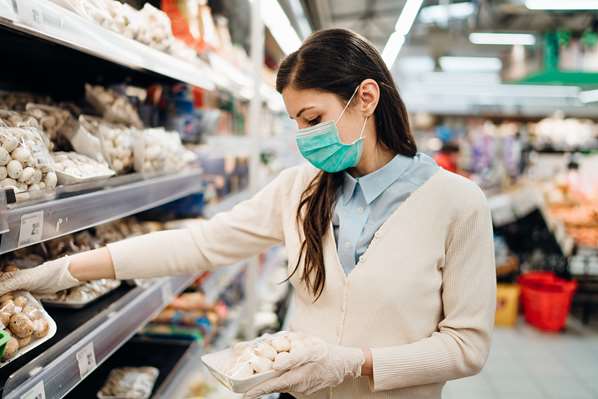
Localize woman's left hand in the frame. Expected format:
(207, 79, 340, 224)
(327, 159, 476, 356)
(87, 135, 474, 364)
(243, 335, 365, 398)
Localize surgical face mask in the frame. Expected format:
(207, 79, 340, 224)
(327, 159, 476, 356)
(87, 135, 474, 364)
(295, 86, 369, 173)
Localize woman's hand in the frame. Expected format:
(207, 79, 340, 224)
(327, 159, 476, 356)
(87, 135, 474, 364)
(0, 257, 82, 296)
(243, 335, 365, 398)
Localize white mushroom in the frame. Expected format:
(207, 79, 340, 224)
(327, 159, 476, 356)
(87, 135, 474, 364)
(254, 342, 277, 361)
(249, 355, 273, 374)
(12, 147, 32, 165)
(0, 166, 7, 180)
(271, 336, 291, 353)
(0, 147, 10, 166)
(45, 171, 57, 189)
(1, 135, 18, 152)
(31, 169, 42, 184)
(6, 160, 23, 180)
(19, 167, 35, 184)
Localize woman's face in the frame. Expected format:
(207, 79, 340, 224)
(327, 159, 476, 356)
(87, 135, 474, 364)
(282, 87, 366, 145)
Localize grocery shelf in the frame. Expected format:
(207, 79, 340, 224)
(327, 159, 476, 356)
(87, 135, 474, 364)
(0, 169, 205, 255)
(203, 189, 252, 218)
(202, 262, 248, 305)
(1, 0, 215, 90)
(1, 275, 197, 399)
(65, 337, 201, 399)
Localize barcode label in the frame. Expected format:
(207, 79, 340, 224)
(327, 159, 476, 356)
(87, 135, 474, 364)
(20, 381, 45, 399)
(18, 211, 44, 247)
(76, 342, 96, 379)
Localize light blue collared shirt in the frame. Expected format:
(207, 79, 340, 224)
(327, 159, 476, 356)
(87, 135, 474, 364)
(333, 153, 439, 274)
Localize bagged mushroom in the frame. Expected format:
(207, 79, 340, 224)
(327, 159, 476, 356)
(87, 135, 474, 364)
(0, 127, 57, 200)
(52, 151, 114, 184)
(98, 125, 136, 175)
(134, 128, 192, 174)
(25, 103, 79, 150)
(98, 367, 159, 399)
(85, 84, 143, 129)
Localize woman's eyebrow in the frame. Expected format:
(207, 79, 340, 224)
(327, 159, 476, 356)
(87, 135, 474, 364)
(292, 106, 315, 119)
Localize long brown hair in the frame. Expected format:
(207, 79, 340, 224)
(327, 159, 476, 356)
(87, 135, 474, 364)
(276, 29, 417, 300)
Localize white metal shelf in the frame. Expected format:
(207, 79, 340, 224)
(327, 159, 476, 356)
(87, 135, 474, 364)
(2, 275, 197, 399)
(2, 0, 215, 90)
(0, 170, 205, 255)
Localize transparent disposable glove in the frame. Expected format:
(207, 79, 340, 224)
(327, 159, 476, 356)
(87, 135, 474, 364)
(0, 256, 82, 295)
(243, 335, 365, 398)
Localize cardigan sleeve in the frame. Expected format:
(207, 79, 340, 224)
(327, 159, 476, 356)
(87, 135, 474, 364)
(107, 168, 293, 280)
(370, 191, 496, 391)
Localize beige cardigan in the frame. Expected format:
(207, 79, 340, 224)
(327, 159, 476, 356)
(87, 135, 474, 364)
(108, 164, 496, 399)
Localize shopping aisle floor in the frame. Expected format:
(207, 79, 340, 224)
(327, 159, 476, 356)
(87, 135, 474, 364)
(443, 317, 598, 399)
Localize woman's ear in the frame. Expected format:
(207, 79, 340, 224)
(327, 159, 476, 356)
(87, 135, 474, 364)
(358, 79, 380, 117)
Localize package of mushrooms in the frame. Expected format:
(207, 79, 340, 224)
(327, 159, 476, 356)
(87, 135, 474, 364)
(201, 331, 304, 393)
(0, 288, 57, 366)
(0, 127, 58, 201)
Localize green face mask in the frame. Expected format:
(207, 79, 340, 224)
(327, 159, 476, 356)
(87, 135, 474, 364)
(295, 86, 369, 173)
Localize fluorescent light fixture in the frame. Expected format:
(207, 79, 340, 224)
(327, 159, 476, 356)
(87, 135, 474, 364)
(395, 0, 425, 36)
(525, 0, 598, 9)
(259, 0, 302, 54)
(419, 2, 475, 24)
(439, 56, 502, 72)
(288, 0, 311, 39)
(579, 89, 598, 103)
(382, 0, 424, 68)
(469, 32, 536, 46)
(382, 32, 406, 67)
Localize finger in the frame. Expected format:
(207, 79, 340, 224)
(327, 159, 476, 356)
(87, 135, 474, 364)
(244, 367, 305, 398)
(273, 345, 310, 370)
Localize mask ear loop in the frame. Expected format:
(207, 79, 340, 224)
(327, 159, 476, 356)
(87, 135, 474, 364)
(335, 85, 360, 124)
(350, 115, 369, 144)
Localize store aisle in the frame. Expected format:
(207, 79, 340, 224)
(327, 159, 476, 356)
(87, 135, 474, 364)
(443, 318, 598, 399)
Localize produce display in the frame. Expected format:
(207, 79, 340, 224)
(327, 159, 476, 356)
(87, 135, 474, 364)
(98, 366, 159, 399)
(98, 125, 136, 174)
(135, 128, 193, 174)
(37, 280, 121, 308)
(52, 151, 115, 184)
(25, 103, 78, 149)
(0, 127, 57, 197)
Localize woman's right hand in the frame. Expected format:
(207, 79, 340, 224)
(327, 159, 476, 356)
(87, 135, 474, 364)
(0, 257, 82, 296)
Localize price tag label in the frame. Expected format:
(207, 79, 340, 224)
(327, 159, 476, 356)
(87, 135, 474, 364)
(161, 282, 172, 304)
(20, 381, 45, 399)
(18, 211, 44, 247)
(76, 342, 97, 379)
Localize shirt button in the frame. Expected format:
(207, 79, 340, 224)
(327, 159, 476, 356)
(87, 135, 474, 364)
(344, 241, 351, 249)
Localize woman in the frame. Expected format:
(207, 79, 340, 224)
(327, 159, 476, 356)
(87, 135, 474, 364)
(0, 29, 495, 399)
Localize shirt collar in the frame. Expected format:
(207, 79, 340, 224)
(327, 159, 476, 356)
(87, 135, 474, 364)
(341, 154, 414, 205)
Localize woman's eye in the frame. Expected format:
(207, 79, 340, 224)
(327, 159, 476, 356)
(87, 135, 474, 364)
(308, 117, 321, 126)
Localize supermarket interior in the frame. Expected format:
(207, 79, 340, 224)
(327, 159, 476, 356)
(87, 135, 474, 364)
(0, 0, 597, 398)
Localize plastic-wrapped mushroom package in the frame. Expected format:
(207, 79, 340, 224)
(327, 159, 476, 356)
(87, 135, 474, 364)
(135, 4, 174, 52)
(227, 332, 304, 379)
(52, 151, 114, 184)
(98, 367, 159, 399)
(37, 279, 121, 306)
(0, 109, 40, 130)
(0, 127, 57, 199)
(85, 84, 143, 129)
(98, 125, 136, 175)
(134, 128, 194, 174)
(24, 103, 79, 150)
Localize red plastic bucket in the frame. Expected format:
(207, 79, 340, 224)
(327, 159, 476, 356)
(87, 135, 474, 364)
(518, 272, 577, 332)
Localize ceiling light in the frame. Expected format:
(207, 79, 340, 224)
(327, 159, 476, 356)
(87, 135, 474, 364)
(469, 32, 536, 46)
(382, 0, 424, 68)
(579, 89, 598, 103)
(439, 56, 502, 72)
(397, 56, 435, 72)
(395, 0, 425, 36)
(258, 0, 302, 54)
(419, 2, 475, 24)
(525, 0, 598, 10)
(382, 32, 406, 67)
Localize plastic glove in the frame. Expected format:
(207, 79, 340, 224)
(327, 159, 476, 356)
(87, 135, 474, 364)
(243, 335, 364, 398)
(0, 256, 82, 295)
